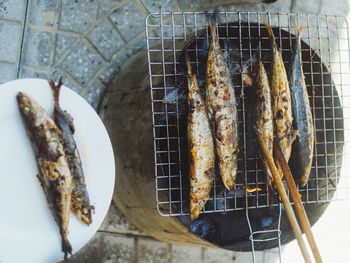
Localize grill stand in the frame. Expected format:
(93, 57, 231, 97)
(246, 203, 282, 262)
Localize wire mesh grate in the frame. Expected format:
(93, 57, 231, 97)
(145, 11, 350, 216)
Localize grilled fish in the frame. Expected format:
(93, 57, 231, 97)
(265, 22, 297, 177)
(289, 22, 314, 187)
(205, 11, 238, 190)
(186, 52, 215, 220)
(49, 78, 93, 225)
(254, 60, 274, 192)
(17, 92, 72, 259)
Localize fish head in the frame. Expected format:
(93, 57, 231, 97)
(17, 92, 46, 127)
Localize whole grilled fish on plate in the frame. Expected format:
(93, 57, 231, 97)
(205, 11, 239, 191)
(49, 78, 94, 226)
(17, 92, 73, 259)
(0, 79, 115, 263)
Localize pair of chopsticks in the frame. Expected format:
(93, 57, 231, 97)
(256, 133, 323, 263)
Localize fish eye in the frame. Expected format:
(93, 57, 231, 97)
(24, 106, 31, 113)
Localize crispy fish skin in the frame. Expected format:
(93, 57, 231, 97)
(186, 53, 215, 220)
(289, 23, 314, 187)
(49, 79, 93, 226)
(17, 92, 72, 259)
(254, 60, 274, 191)
(205, 11, 238, 190)
(265, 22, 297, 176)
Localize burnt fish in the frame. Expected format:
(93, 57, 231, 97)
(186, 51, 215, 220)
(205, 10, 238, 191)
(265, 22, 297, 177)
(289, 22, 314, 187)
(254, 60, 274, 192)
(49, 78, 93, 225)
(17, 92, 73, 259)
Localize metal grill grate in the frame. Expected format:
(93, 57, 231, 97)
(145, 11, 350, 216)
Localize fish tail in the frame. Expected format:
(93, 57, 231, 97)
(48, 77, 63, 109)
(264, 22, 275, 41)
(62, 236, 72, 260)
(184, 49, 192, 75)
(204, 9, 219, 37)
(265, 22, 280, 53)
(294, 20, 306, 42)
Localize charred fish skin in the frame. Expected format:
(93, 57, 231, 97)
(49, 78, 93, 226)
(186, 52, 215, 220)
(289, 23, 314, 187)
(254, 60, 274, 191)
(205, 11, 238, 191)
(17, 92, 73, 259)
(265, 22, 297, 176)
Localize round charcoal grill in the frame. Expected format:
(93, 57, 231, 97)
(153, 20, 344, 250)
(100, 11, 350, 258)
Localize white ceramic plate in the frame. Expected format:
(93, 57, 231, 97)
(0, 79, 115, 263)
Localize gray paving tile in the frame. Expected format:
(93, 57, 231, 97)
(18, 65, 48, 79)
(203, 247, 235, 261)
(103, 234, 135, 263)
(83, 79, 105, 110)
(0, 21, 21, 63)
(264, 249, 280, 263)
(0, 0, 25, 21)
(171, 244, 202, 263)
(22, 28, 54, 67)
(177, 0, 207, 10)
(292, 0, 322, 14)
(59, 0, 97, 33)
(0, 63, 17, 83)
(61, 40, 104, 86)
(262, 0, 291, 13)
(223, 3, 265, 12)
(137, 238, 168, 263)
(99, 202, 141, 234)
(65, 232, 103, 263)
(212, 258, 235, 263)
(319, 0, 349, 17)
(140, 0, 178, 14)
(234, 251, 264, 263)
(65, 232, 135, 263)
(97, 1, 118, 19)
(28, 0, 57, 27)
(87, 18, 124, 60)
(125, 36, 146, 57)
(51, 69, 82, 95)
(54, 33, 78, 63)
(109, 0, 145, 42)
(98, 52, 127, 83)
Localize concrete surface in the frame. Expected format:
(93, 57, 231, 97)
(0, 0, 349, 262)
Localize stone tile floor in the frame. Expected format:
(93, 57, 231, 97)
(0, 0, 349, 262)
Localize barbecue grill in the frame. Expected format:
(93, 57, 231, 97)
(145, 11, 350, 256)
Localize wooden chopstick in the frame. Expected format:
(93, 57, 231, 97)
(256, 132, 312, 263)
(274, 142, 323, 263)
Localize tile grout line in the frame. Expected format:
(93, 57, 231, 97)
(90, 31, 146, 88)
(0, 17, 21, 24)
(48, 0, 63, 79)
(167, 243, 172, 263)
(133, 236, 139, 263)
(106, 16, 127, 45)
(16, 0, 30, 78)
